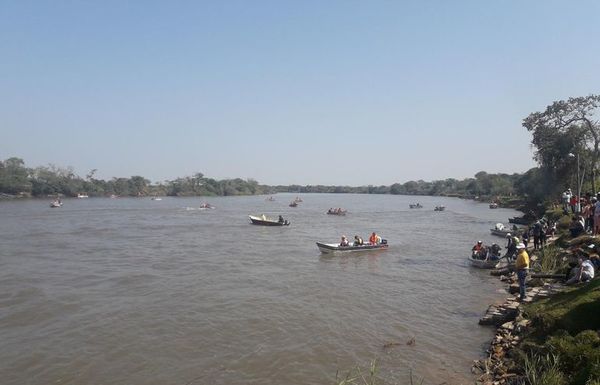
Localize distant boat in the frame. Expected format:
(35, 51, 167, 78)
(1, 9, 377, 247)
(266, 196, 275, 201)
(294, 197, 303, 203)
(409, 203, 423, 209)
(77, 193, 89, 198)
(326, 208, 347, 216)
(489, 202, 499, 209)
(151, 197, 162, 201)
(316, 239, 388, 255)
(50, 200, 63, 208)
(490, 223, 521, 237)
(289, 201, 298, 207)
(249, 215, 290, 226)
(434, 205, 445, 211)
(199, 203, 214, 209)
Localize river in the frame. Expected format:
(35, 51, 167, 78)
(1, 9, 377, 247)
(0, 193, 519, 384)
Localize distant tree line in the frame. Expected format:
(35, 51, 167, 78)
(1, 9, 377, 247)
(0, 156, 555, 204)
(0, 158, 273, 198)
(274, 171, 524, 198)
(0, 157, 527, 200)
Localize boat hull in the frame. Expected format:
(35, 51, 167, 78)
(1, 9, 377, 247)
(490, 229, 511, 237)
(316, 241, 388, 254)
(249, 215, 289, 226)
(469, 256, 500, 269)
(508, 217, 531, 225)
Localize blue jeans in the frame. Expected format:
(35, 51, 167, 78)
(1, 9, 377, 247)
(517, 269, 528, 300)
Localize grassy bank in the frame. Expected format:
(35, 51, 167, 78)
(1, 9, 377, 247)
(512, 224, 600, 385)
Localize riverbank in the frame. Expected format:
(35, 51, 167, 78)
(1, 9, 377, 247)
(473, 224, 600, 384)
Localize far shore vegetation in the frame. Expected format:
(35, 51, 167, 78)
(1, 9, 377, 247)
(0, 155, 531, 203)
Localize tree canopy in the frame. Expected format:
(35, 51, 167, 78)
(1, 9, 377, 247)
(523, 95, 600, 196)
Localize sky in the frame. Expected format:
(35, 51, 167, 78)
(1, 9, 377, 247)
(1, 1, 599, 186)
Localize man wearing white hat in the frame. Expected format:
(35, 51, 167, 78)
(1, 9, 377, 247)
(515, 243, 530, 301)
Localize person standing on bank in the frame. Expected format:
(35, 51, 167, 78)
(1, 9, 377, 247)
(515, 243, 530, 301)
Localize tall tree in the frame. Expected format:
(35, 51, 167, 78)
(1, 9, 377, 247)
(523, 95, 600, 194)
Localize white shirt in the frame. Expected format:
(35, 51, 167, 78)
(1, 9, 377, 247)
(581, 260, 595, 279)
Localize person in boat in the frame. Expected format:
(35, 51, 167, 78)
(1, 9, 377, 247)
(278, 215, 285, 223)
(353, 235, 364, 246)
(369, 232, 381, 245)
(339, 235, 349, 247)
(261, 214, 267, 221)
(472, 241, 484, 259)
(488, 243, 502, 260)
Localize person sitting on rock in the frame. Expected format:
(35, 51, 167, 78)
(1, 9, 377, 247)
(566, 255, 595, 285)
(569, 216, 585, 238)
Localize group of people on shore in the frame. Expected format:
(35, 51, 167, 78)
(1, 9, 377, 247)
(339, 232, 382, 247)
(562, 190, 600, 235)
(511, 189, 600, 299)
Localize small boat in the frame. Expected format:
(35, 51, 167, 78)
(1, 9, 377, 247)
(409, 203, 423, 209)
(468, 255, 500, 269)
(434, 205, 445, 211)
(151, 197, 162, 201)
(508, 216, 531, 225)
(199, 203, 214, 209)
(316, 239, 388, 254)
(327, 208, 347, 216)
(249, 215, 290, 226)
(77, 193, 89, 198)
(469, 243, 503, 268)
(289, 201, 298, 207)
(294, 197, 303, 203)
(489, 202, 499, 209)
(490, 223, 520, 237)
(50, 200, 63, 208)
(266, 196, 275, 201)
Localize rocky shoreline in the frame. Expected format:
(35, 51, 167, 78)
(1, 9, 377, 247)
(472, 237, 566, 384)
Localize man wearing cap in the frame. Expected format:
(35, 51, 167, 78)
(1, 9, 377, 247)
(515, 243, 530, 301)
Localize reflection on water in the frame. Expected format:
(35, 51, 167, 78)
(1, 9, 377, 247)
(0, 194, 520, 385)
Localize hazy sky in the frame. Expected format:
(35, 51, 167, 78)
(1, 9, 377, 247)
(1, 1, 599, 185)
